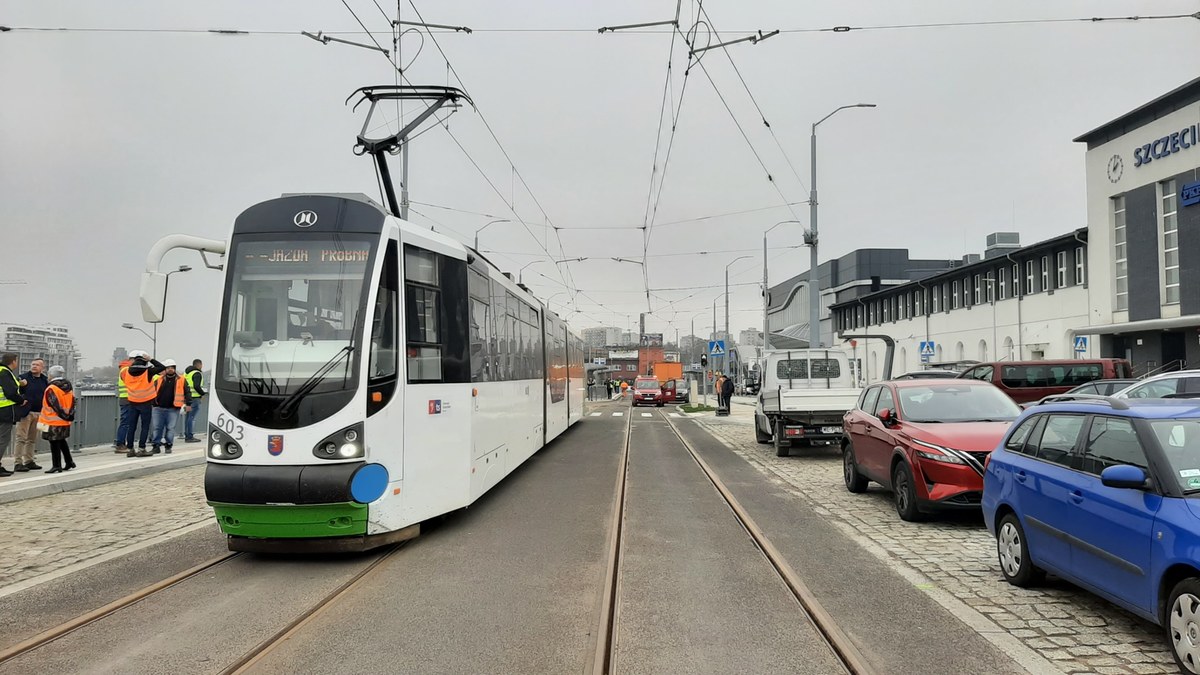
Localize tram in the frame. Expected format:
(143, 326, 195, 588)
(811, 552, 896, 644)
(156, 192, 585, 552)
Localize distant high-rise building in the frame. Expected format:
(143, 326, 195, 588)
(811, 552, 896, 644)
(582, 326, 622, 350)
(738, 329, 763, 349)
(1, 324, 81, 381)
(112, 347, 128, 368)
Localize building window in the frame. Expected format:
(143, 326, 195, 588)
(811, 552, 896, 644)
(1114, 195, 1128, 310)
(932, 287, 940, 313)
(999, 267, 1008, 300)
(985, 272, 995, 302)
(1024, 260, 1034, 295)
(914, 290, 922, 316)
(1040, 256, 1050, 291)
(1163, 180, 1179, 304)
(973, 275, 981, 306)
(1011, 263, 1019, 298)
(1075, 246, 1086, 285)
(951, 280, 960, 309)
(1056, 252, 1067, 288)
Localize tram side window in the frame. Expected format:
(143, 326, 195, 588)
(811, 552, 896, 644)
(469, 267, 491, 382)
(405, 247, 442, 382)
(369, 241, 399, 380)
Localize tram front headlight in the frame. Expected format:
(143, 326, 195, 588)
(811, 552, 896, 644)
(210, 444, 222, 458)
(208, 424, 242, 460)
(313, 423, 364, 460)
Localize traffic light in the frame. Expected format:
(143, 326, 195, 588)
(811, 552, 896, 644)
(700, 353, 708, 367)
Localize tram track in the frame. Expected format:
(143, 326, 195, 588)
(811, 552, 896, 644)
(591, 406, 875, 675)
(0, 551, 243, 666)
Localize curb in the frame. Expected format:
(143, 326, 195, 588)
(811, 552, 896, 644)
(0, 453, 205, 505)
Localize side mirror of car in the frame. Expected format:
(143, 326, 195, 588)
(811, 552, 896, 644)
(878, 408, 896, 425)
(1100, 464, 1150, 490)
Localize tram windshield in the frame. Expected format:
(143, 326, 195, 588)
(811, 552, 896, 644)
(216, 237, 376, 396)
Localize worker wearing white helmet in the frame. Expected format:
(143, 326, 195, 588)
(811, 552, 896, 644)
(120, 350, 166, 458)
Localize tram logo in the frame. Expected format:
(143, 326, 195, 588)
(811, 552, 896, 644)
(267, 435, 284, 455)
(293, 210, 319, 228)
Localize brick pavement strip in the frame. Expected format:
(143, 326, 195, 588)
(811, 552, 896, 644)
(693, 414, 1175, 675)
(1, 466, 212, 587)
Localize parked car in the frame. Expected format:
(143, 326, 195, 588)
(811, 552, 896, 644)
(631, 376, 666, 407)
(958, 359, 1132, 404)
(664, 378, 689, 403)
(1026, 378, 1140, 408)
(982, 398, 1200, 672)
(894, 369, 961, 380)
(841, 379, 1021, 521)
(1111, 370, 1200, 400)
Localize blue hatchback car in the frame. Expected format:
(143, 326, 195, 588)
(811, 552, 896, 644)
(982, 398, 1200, 673)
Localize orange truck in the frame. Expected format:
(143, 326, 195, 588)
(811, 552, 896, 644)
(651, 362, 682, 383)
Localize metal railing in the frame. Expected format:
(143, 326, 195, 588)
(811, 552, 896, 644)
(1138, 359, 1188, 379)
(71, 393, 209, 450)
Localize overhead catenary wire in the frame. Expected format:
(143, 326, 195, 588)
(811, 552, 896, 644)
(8, 13, 1195, 36)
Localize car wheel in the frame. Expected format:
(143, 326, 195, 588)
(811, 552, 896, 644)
(892, 462, 924, 522)
(1167, 578, 1200, 674)
(774, 420, 790, 457)
(996, 513, 1044, 587)
(843, 442, 869, 493)
(755, 416, 772, 444)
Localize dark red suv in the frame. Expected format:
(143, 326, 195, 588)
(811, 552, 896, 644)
(841, 379, 1020, 521)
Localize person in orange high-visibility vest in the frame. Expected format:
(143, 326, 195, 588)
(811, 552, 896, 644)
(121, 350, 165, 457)
(146, 359, 186, 456)
(39, 365, 76, 474)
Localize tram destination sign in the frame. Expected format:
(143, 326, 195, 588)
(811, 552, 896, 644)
(237, 240, 373, 273)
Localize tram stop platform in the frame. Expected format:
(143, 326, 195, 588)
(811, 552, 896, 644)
(0, 443, 204, 504)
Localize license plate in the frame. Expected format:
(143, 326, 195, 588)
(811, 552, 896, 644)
(821, 426, 841, 434)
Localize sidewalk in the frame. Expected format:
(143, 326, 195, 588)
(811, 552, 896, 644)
(0, 442, 205, 504)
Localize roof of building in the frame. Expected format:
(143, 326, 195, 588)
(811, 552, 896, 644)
(830, 228, 1087, 309)
(1073, 75, 1200, 148)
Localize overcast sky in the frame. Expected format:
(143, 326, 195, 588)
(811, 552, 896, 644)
(2, 1, 1198, 367)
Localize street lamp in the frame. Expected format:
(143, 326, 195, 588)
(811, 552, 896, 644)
(764, 220, 801, 352)
(121, 323, 155, 356)
(810, 103, 876, 348)
(517, 260, 546, 285)
(474, 219, 511, 251)
(724, 255, 752, 375)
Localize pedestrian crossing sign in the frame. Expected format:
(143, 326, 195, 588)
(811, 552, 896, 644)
(1074, 336, 1088, 352)
(919, 341, 935, 362)
(708, 340, 725, 356)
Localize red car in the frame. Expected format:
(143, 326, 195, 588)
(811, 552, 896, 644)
(631, 376, 666, 407)
(841, 379, 1020, 521)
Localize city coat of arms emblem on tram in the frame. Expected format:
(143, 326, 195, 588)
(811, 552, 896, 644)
(267, 435, 284, 455)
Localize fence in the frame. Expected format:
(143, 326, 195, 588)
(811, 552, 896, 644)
(32, 392, 208, 451)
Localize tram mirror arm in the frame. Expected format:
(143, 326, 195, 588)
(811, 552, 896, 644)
(141, 234, 227, 323)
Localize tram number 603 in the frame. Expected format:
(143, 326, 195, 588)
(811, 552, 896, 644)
(215, 413, 245, 441)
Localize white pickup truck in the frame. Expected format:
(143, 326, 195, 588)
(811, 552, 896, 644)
(754, 349, 863, 457)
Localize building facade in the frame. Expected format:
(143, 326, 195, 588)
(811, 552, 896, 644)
(582, 326, 623, 351)
(767, 248, 961, 349)
(1, 324, 82, 380)
(1075, 76, 1200, 372)
(831, 231, 1090, 380)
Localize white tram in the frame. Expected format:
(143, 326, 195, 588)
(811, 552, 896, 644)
(156, 193, 584, 552)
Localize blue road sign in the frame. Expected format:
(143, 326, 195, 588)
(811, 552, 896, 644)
(1074, 336, 1088, 353)
(708, 340, 726, 356)
(919, 341, 936, 363)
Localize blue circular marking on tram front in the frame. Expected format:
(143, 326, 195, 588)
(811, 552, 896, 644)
(350, 463, 389, 504)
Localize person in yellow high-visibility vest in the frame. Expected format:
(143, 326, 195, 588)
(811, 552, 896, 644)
(113, 358, 133, 453)
(0, 352, 28, 477)
(182, 359, 206, 443)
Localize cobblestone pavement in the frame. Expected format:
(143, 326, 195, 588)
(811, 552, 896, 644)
(695, 414, 1177, 675)
(2, 465, 211, 587)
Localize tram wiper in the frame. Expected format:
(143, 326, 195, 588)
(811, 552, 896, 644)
(277, 346, 354, 418)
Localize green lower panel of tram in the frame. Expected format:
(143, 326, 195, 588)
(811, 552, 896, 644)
(209, 502, 368, 538)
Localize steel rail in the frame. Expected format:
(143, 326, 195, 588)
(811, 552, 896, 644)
(588, 406, 633, 675)
(0, 552, 243, 665)
(660, 411, 876, 675)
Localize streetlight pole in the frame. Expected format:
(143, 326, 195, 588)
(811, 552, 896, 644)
(474, 219, 511, 251)
(724, 255, 751, 376)
(517, 260, 546, 285)
(810, 103, 876, 349)
(764, 220, 801, 353)
(121, 323, 155, 355)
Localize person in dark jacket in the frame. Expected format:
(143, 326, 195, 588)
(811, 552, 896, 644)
(146, 359, 184, 456)
(39, 366, 76, 474)
(13, 358, 47, 472)
(719, 372, 735, 409)
(0, 352, 27, 477)
(182, 359, 206, 443)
